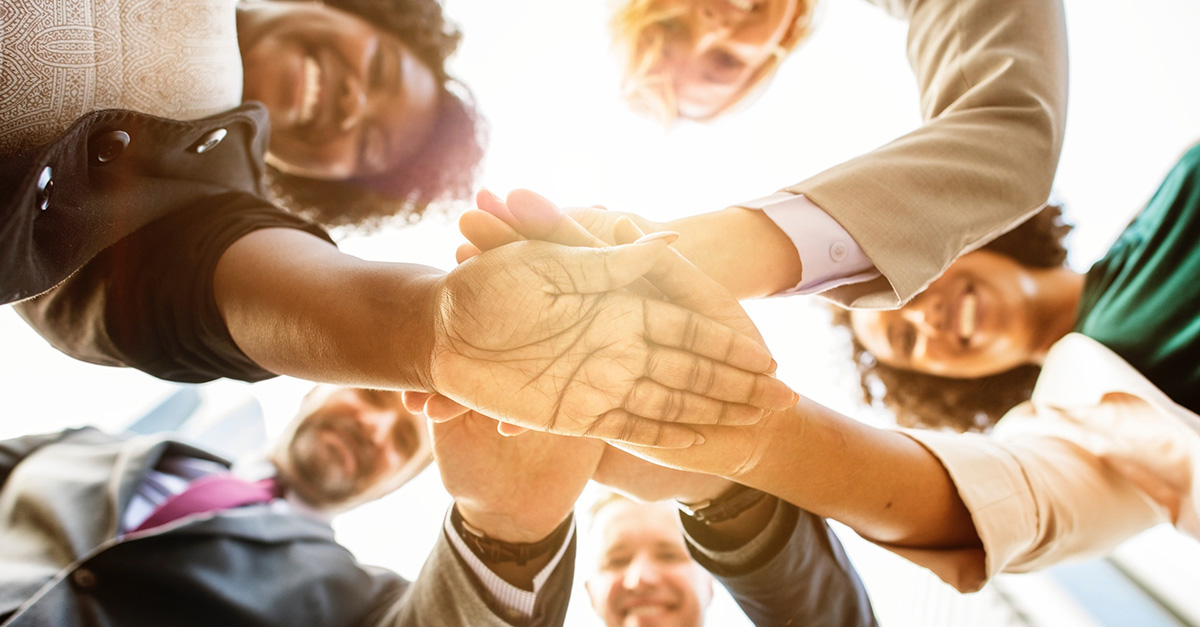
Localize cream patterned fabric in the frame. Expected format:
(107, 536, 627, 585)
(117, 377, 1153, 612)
(0, 0, 242, 154)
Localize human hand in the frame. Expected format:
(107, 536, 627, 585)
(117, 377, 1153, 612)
(592, 445, 734, 504)
(462, 190, 768, 346)
(432, 408, 603, 542)
(600, 221, 787, 478)
(429, 236, 796, 448)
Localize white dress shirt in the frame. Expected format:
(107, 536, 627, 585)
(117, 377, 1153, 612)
(890, 334, 1200, 592)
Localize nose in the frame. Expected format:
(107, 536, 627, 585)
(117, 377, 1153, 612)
(622, 554, 663, 591)
(362, 409, 399, 447)
(338, 72, 368, 132)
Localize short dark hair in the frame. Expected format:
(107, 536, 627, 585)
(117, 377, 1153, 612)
(268, 0, 486, 231)
(829, 204, 1074, 432)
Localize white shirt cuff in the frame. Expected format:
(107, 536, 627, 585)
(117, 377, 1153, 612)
(443, 509, 575, 623)
(737, 193, 880, 295)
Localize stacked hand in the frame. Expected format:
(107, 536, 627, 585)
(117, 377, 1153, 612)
(413, 390, 603, 542)
(426, 200, 796, 448)
(421, 189, 796, 482)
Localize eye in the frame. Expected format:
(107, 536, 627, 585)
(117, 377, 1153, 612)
(369, 43, 384, 89)
(659, 18, 686, 35)
(898, 323, 917, 357)
(603, 555, 632, 569)
(656, 550, 688, 563)
(711, 50, 746, 71)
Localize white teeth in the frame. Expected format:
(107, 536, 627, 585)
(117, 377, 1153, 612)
(726, 0, 755, 11)
(959, 292, 977, 339)
(298, 55, 321, 126)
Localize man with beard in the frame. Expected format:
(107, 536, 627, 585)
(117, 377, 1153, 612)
(0, 385, 581, 626)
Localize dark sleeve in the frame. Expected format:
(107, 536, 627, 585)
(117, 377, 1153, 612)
(14, 192, 334, 383)
(681, 499, 878, 627)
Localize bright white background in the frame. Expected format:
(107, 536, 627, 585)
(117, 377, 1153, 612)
(2, 0, 1198, 624)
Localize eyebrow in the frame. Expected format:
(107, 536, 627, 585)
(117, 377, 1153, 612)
(391, 412, 420, 459)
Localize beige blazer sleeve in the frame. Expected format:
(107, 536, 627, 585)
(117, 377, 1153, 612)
(886, 336, 1200, 592)
(367, 520, 574, 627)
(783, 0, 1068, 308)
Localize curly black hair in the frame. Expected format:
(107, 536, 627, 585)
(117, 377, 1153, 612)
(266, 0, 486, 232)
(829, 204, 1074, 432)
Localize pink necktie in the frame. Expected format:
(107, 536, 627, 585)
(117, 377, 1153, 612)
(131, 474, 281, 533)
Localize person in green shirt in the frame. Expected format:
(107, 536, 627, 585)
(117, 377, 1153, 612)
(842, 142, 1200, 431)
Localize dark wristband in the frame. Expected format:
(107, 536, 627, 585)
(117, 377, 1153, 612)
(450, 505, 572, 566)
(677, 483, 769, 524)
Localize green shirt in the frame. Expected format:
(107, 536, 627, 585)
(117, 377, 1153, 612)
(1074, 143, 1200, 414)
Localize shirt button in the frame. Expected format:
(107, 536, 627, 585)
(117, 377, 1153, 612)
(190, 128, 227, 154)
(35, 166, 53, 211)
(830, 241, 848, 262)
(90, 130, 131, 165)
(72, 568, 97, 589)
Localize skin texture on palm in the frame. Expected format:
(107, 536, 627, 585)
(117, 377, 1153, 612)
(431, 238, 795, 447)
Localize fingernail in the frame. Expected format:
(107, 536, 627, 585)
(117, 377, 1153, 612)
(513, 190, 563, 224)
(481, 188, 502, 204)
(692, 432, 706, 445)
(768, 358, 778, 374)
(634, 230, 679, 245)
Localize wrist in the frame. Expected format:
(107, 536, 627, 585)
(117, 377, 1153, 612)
(456, 501, 568, 544)
(417, 272, 450, 393)
(672, 474, 737, 505)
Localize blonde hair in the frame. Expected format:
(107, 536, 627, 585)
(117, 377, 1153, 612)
(611, 0, 817, 122)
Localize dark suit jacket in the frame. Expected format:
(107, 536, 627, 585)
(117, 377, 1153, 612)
(0, 428, 573, 627)
(682, 499, 878, 627)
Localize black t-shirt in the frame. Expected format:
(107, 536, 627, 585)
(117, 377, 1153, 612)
(16, 192, 334, 383)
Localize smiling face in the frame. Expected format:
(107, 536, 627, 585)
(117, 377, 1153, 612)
(586, 501, 712, 627)
(277, 387, 433, 510)
(631, 0, 803, 120)
(850, 250, 1046, 379)
(237, 1, 439, 180)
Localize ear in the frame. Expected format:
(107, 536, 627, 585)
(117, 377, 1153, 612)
(584, 578, 605, 614)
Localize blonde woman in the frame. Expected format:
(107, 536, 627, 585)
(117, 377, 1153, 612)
(606, 0, 1068, 312)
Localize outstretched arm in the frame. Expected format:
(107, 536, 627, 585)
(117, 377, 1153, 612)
(214, 228, 794, 447)
(459, 190, 980, 571)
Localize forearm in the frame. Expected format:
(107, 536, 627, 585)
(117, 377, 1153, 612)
(663, 207, 803, 299)
(736, 397, 979, 549)
(623, 397, 979, 551)
(213, 228, 443, 389)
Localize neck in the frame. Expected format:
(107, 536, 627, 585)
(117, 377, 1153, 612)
(1028, 266, 1085, 363)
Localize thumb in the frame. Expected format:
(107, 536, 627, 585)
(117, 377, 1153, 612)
(540, 232, 679, 295)
(455, 242, 481, 264)
(476, 188, 518, 226)
(497, 422, 530, 437)
(613, 218, 768, 345)
(507, 189, 602, 248)
(460, 209, 523, 253)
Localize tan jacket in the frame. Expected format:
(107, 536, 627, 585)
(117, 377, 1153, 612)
(0, 429, 574, 626)
(776, 0, 1068, 307)
(895, 334, 1200, 592)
